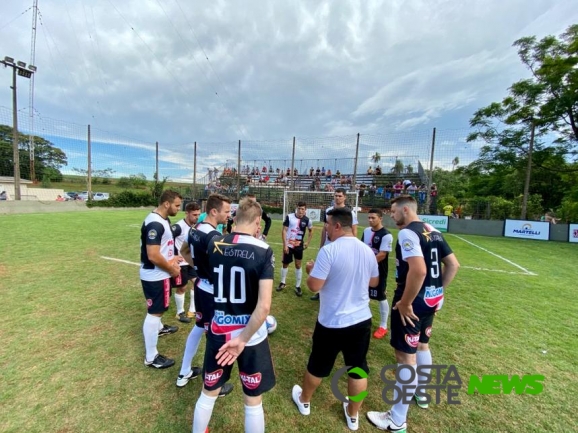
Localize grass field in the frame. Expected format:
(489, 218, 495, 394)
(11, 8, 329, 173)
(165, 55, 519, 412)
(1, 209, 577, 433)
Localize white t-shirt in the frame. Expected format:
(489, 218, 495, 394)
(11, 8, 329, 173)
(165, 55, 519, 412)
(172, 219, 192, 267)
(310, 236, 379, 328)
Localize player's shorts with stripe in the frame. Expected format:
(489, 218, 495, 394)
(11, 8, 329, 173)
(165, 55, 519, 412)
(369, 276, 387, 301)
(141, 278, 171, 314)
(282, 247, 304, 265)
(307, 318, 371, 378)
(203, 336, 276, 397)
(193, 283, 215, 331)
(171, 265, 195, 288)
(389, 295, 435, 354)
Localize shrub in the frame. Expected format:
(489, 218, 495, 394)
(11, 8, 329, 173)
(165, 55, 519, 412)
(87, 190, 156, 208)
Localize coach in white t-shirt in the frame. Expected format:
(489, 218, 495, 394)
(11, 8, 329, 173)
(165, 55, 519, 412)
(291, 207, 379, 431)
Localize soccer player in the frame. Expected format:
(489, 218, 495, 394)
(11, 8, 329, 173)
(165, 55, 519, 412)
(366, 195, 460, 432)
(176, 194, 234, 398)
(226, 194, 271, 239)
(293, 207, 379, 431)
(192, 198, 275, 433)
(312, 188, 358, 300)
(278, 201, 314, 297)
(362, 208, 393, 339)
(171, 201, 201, 323)
(140, 190, 183, 369)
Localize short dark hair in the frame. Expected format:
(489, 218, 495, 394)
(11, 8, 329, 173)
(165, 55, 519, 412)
(206, 193, 232, 213)
(368, 208, 382, 217)
(326, 207, 352, 228)
(335, 188, 346, 195)
(185, 202, 201, 212)
(159, 190, 182, 205)
(297, 201, 306, 208)
(391, 195, 417, 208)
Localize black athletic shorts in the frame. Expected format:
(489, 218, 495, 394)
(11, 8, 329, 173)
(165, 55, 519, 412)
(141, 278, 171, 314)
(390, 296, 435, 354)
(203, 336, 276, 397)
(171, 266, 192, 288)
(282, 247, 304, 265)
(369, 275, 387, 301)
(187, 265, 197, 280)
(307, 318, 371, 378)
(194, 283, 215, 331)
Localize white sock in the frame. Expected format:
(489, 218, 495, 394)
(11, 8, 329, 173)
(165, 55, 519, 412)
(281, 267, 288, 284)
(175, 292, 185, 315)
(379, 300, 389, 329)
(295, 269, 303, 288)
(192, 392, 217, 433)
(179, 326, 204, 376)
(391, 364, 417, 426)
(189, 289, 196, 313)
(158, 320, 164, 331)
(416, 350, 433, 385)
(245, 403, 264, 433)
(143, 314, 161, 362)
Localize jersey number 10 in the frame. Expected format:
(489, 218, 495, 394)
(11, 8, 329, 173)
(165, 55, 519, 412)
(213, 264, 247, 304)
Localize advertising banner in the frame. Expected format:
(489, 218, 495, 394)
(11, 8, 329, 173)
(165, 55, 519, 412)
(504, 220, 550, 241)
(418, 215, 449, 232)
(569, 224, 578, 243)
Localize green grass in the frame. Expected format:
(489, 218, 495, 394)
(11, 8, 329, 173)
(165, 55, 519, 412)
(0, 210, 577, 432)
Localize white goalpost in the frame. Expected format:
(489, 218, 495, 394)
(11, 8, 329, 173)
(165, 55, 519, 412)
(282, 190, 359, 222)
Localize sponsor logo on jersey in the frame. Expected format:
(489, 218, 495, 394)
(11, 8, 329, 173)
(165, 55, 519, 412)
(405, 334, 419, 347)
(424, 286, 444, 307)
(240, 372, 262, 390)
(146, 299, 153, 308)
(147, 229, 157, 240)
(223, 248, 255, 260)
(211, 311, 251, 334)
(205, 369, 223, 387)
(374, 236, 380, 243)
(402, 239, 414, 251)
(195, 312, 203, 321)
(425, 326, 432, 337)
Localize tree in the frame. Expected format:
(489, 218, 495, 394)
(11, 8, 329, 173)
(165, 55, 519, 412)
(406, 164, 414, 174)
(0, 124, 67, 181)
(391, 158, 404, 176)
(371, 152, 381, 164)
(452, 156, 460, 171)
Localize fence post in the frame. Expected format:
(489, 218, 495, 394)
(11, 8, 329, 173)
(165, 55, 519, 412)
(193, 141, 197, 198)
(87, 124, 92, 198)
(155, 141, 159, 181)
(291, 136, 296, 190)
(426, 127, 436, 214)
(352, 133, 360, 188)
(237, 140, 241, 201)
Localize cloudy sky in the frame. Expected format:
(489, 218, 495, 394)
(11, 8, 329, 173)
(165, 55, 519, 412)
(1, 0, 576, 181)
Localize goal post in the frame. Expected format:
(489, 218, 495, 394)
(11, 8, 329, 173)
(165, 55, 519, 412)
(282, 190, 359, 222)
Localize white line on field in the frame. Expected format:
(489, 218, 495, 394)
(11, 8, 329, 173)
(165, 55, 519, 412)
(461, 266, 533, 276)
(101, 256, 140, 266)
(449, 235, 537, 276)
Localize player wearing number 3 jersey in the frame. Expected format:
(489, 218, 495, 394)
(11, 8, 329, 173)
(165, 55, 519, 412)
(367, 195, 460, 432)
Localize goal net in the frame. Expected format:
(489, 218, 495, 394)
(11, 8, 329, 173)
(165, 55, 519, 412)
(282, 190, 359, 222)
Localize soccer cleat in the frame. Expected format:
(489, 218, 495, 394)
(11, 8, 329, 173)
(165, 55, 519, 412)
(373, 327, 388, 339)
(277, 283, 286, 292)
(343, 401, 359, 431)
(176, 367, 202, 387)
(158, 324, 178, 337)
(292, 385, 310, 415)
(219, 382, 234, 397)
(310, 293, 319, 301)
(366, 411, 407, 432)
(176, 312, 192, 323)
(144, 354, 175, 369)
(294, 286, 303, 297)
(186, 311, 196, 318)
(414, 393, 429, 409)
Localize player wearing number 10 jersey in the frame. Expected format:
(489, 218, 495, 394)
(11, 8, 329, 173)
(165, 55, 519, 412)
(366, 195, 460, 432)
(192, 198, 275, 433)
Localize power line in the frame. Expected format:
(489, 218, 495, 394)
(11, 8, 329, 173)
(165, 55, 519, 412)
(0, 6, 32, 31)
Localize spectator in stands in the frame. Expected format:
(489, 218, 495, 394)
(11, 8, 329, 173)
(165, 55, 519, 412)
(287, 168, 291, 176)
(375, 166, 382, 175)
(336, 169, 341, 177)
(367, 166, 374, 175)
(393, 181, 403, 197)
(326, 169, 332, 180)
(321, 167, 326, 176)
(430, 183, 438, 214)
(403, 179, 412, 192)
(309, 167, 314, 176)
(294, 168, 298, 176)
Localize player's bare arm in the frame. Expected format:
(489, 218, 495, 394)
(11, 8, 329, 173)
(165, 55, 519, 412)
(352, 224, 358, 238)
(306, 265, 324, 293)
(216, 278, 273, 366)
(282, 226, 289, 254)
(368, 275, 379, 288)
(146, 244, 180, 277)
(393, 256, 426, 326)
(179, 242, 194, 267)
(375, 251, 388, 263)
(305, 227, 314, 249)
(441, 253, 460, 289)
(319, 227, 327, 248)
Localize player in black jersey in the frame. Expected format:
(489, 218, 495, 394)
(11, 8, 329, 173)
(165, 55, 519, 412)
(176, 194, 234, 398)
(367, 196, 460, 432)
(192, 198, 275, 433)
(226, 193, 271, 239)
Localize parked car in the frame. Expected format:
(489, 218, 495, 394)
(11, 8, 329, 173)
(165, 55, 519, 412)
(93, 192, 110, 201)
(78, 191, 90, 200)
(66, 192, 79, 200)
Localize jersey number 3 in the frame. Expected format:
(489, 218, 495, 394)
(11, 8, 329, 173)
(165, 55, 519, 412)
(430, 247, 440, 279)
(213, 264, 247, 304)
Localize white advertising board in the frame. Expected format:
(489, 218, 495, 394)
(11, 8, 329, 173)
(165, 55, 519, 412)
(569, 224, 578, 243)
(504, 219, 550, 241)
(418, 215, 449, 232)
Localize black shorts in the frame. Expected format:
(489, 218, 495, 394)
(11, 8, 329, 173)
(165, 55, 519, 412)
(307, 318, 371, 378)
(141, 279, 172, 314)
(282, 247, 304, 265)
(369, 275, 387, 301)
(187, 265, 197, 280)
(194, 285, 215, 331)
(171, 266, 193, 288)
(203, 336, 276, 397)
(390, 298, 435, 354)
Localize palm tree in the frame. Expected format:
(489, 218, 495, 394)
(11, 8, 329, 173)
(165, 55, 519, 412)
(452, 156, 460, 171)
(391, 158, 404, 176)
(371, 152, 381, 164)
(406, 164, 414, 174)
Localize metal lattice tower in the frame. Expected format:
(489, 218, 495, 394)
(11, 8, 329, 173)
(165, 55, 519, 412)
(28, 0, 39, 181)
